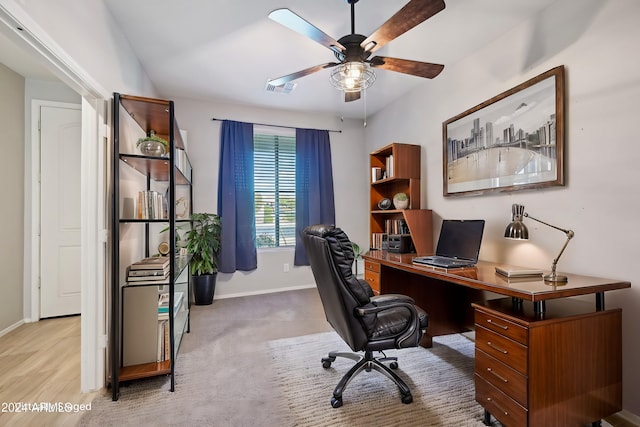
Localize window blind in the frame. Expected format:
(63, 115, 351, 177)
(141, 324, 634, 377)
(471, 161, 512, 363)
(254, 133, 296, 248)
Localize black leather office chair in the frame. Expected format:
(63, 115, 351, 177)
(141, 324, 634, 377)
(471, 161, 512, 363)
(301, 224, 428, 408)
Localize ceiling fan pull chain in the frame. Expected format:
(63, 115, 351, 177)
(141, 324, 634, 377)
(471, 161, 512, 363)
(363, 89, 367, 128)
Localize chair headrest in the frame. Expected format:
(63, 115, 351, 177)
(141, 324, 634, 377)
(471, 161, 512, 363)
(304, 224, 338, 238)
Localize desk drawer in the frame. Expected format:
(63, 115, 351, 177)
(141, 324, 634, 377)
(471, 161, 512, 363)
(475, 349, 527, 407)
(364, 269, 380, 294)
(476, 375, 527, 427)
(364, 260, 380, 273)
(476, 325, 527, 375)
(475, 308, 528, 345)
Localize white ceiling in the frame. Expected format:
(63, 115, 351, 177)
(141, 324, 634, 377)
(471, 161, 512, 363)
(2, 1, 558, 118)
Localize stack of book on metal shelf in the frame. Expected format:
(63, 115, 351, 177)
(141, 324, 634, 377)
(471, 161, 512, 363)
(126, 256, 170, 285)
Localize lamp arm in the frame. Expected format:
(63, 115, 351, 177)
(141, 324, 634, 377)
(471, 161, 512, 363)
(523, 213, 572, 236)
(524, 213, 575, 277)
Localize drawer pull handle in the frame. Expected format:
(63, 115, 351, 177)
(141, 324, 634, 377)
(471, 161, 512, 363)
(486, 397, 509, 416)
(487, 367, 508, 383)
(486, 319, 508, 330)
(487, 341, 508, 354)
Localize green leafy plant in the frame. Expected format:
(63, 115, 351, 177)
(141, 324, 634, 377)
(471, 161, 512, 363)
(394, 192, 408, 201)
(185, 213, 222, 276)
(351, 241, 364, 275)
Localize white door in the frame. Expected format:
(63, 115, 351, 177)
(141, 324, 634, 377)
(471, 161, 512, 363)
(40, 104, 82, 318)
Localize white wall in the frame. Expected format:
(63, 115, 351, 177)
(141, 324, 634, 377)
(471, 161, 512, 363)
(0, 63, 25, 332)
(365, 0, 640, 415)
(3, 0, 155, 97)
(173, 97, 368, 298)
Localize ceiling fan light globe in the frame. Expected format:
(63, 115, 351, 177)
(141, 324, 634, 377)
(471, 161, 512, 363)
(329, 61, 376, 92)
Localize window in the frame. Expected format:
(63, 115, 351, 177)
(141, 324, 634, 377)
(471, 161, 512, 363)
(254, 127, 296, 248)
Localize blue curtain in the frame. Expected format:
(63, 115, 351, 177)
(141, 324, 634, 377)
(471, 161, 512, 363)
(294, 128, 336, 265)
(217, 120, 257, 273)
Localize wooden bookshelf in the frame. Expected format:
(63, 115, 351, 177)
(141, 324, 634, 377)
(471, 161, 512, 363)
(369, 143, 433, 255)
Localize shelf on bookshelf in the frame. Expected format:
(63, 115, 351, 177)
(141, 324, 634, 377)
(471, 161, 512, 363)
(118, 360, 171, 382)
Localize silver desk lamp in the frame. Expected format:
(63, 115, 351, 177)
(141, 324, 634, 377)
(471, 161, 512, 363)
(504, 204, 575, 283)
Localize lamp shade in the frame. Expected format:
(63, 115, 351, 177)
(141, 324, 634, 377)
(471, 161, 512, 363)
(504, 219, 529, 240)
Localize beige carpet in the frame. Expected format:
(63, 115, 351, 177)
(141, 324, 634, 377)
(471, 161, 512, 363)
(269, 332, 488, 427)
(80, 330, 488, 426)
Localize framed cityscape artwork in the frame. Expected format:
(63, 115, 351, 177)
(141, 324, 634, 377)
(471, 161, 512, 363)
(443, 66, 565, 197)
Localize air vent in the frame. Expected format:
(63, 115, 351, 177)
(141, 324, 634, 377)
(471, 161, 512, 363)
(265, 81, 297, 94)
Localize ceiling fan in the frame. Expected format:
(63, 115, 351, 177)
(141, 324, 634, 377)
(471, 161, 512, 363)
(267, 0, 446, 102)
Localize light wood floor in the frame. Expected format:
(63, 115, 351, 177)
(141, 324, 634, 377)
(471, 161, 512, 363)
(0, 316, 96, 427)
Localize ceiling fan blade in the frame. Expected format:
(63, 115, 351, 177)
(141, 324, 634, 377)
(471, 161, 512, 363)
(345, 91, 361, 102)
(361, 0, 445, 53)
(369, 56, 444, 79)
(268, 63, 339, 87)
(269, 9, 345, 55)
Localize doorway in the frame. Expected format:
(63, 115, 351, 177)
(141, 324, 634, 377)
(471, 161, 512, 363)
(1, 3, 107, 393)
(36, 101, 82, 318)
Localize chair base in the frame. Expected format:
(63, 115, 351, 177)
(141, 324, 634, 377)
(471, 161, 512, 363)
(321, 350, 413, 408)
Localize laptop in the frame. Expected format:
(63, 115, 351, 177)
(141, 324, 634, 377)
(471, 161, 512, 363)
(413, 219, 485, 268)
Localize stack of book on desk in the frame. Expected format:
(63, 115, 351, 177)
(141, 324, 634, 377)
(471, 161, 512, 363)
(127, 256, 170, 285)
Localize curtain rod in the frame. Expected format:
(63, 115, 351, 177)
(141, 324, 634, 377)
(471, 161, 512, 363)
(211, 117, 342, 133)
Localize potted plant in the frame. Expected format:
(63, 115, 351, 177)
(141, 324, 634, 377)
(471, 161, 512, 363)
(185, 212, 222, 305)
(393, 192, 409, 210)
(351, 241, 364, 276)
(136, 130, 169, 156)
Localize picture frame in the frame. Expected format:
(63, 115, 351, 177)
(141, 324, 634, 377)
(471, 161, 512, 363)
(443, 66, 565, 197)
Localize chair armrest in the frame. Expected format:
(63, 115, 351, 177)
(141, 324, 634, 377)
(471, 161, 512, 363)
(356, 300, 424, 348)
(370, 294, 415, 306)
(356, 301, 417, 317)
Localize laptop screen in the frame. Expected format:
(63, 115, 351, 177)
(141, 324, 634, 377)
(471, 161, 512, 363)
(435, 220, 485, 261)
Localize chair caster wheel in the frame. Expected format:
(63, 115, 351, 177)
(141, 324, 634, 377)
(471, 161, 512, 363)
(390, 361, 398, 369)
(401, 393, 413, 404)
(321, 357, 334, 369)
(331, 396, 343, 408)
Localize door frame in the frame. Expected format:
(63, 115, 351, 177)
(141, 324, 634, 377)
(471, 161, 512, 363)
(1, 1, 109, 392)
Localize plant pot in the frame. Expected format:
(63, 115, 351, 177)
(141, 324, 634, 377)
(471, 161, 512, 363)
(138, 139, 166, 156)
(393, 196, 409, 210)
(192, 273, 217, 305)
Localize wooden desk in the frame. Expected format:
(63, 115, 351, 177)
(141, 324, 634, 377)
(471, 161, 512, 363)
(362, 250, 631, 427)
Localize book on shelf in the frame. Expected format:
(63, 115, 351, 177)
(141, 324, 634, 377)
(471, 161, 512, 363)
(130, 256, 170, 270)
(126, 276, 170, 285)
(371, 167, 383, 182)
(157, 319, 170, 362)
(371, 233, 388, 250)
(127, 267, 170, 277)
(127, 269, 169, 282)
(158, 291, 184, 316)
(136, 190, 167, 220)
(385, 155, 394, 178)
(385, 218, 408, 234)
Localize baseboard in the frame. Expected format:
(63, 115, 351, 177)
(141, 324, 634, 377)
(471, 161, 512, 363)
(609, 410, 640, 426)
(214, 283, 316, 300)
(0, 319, 25, 338)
